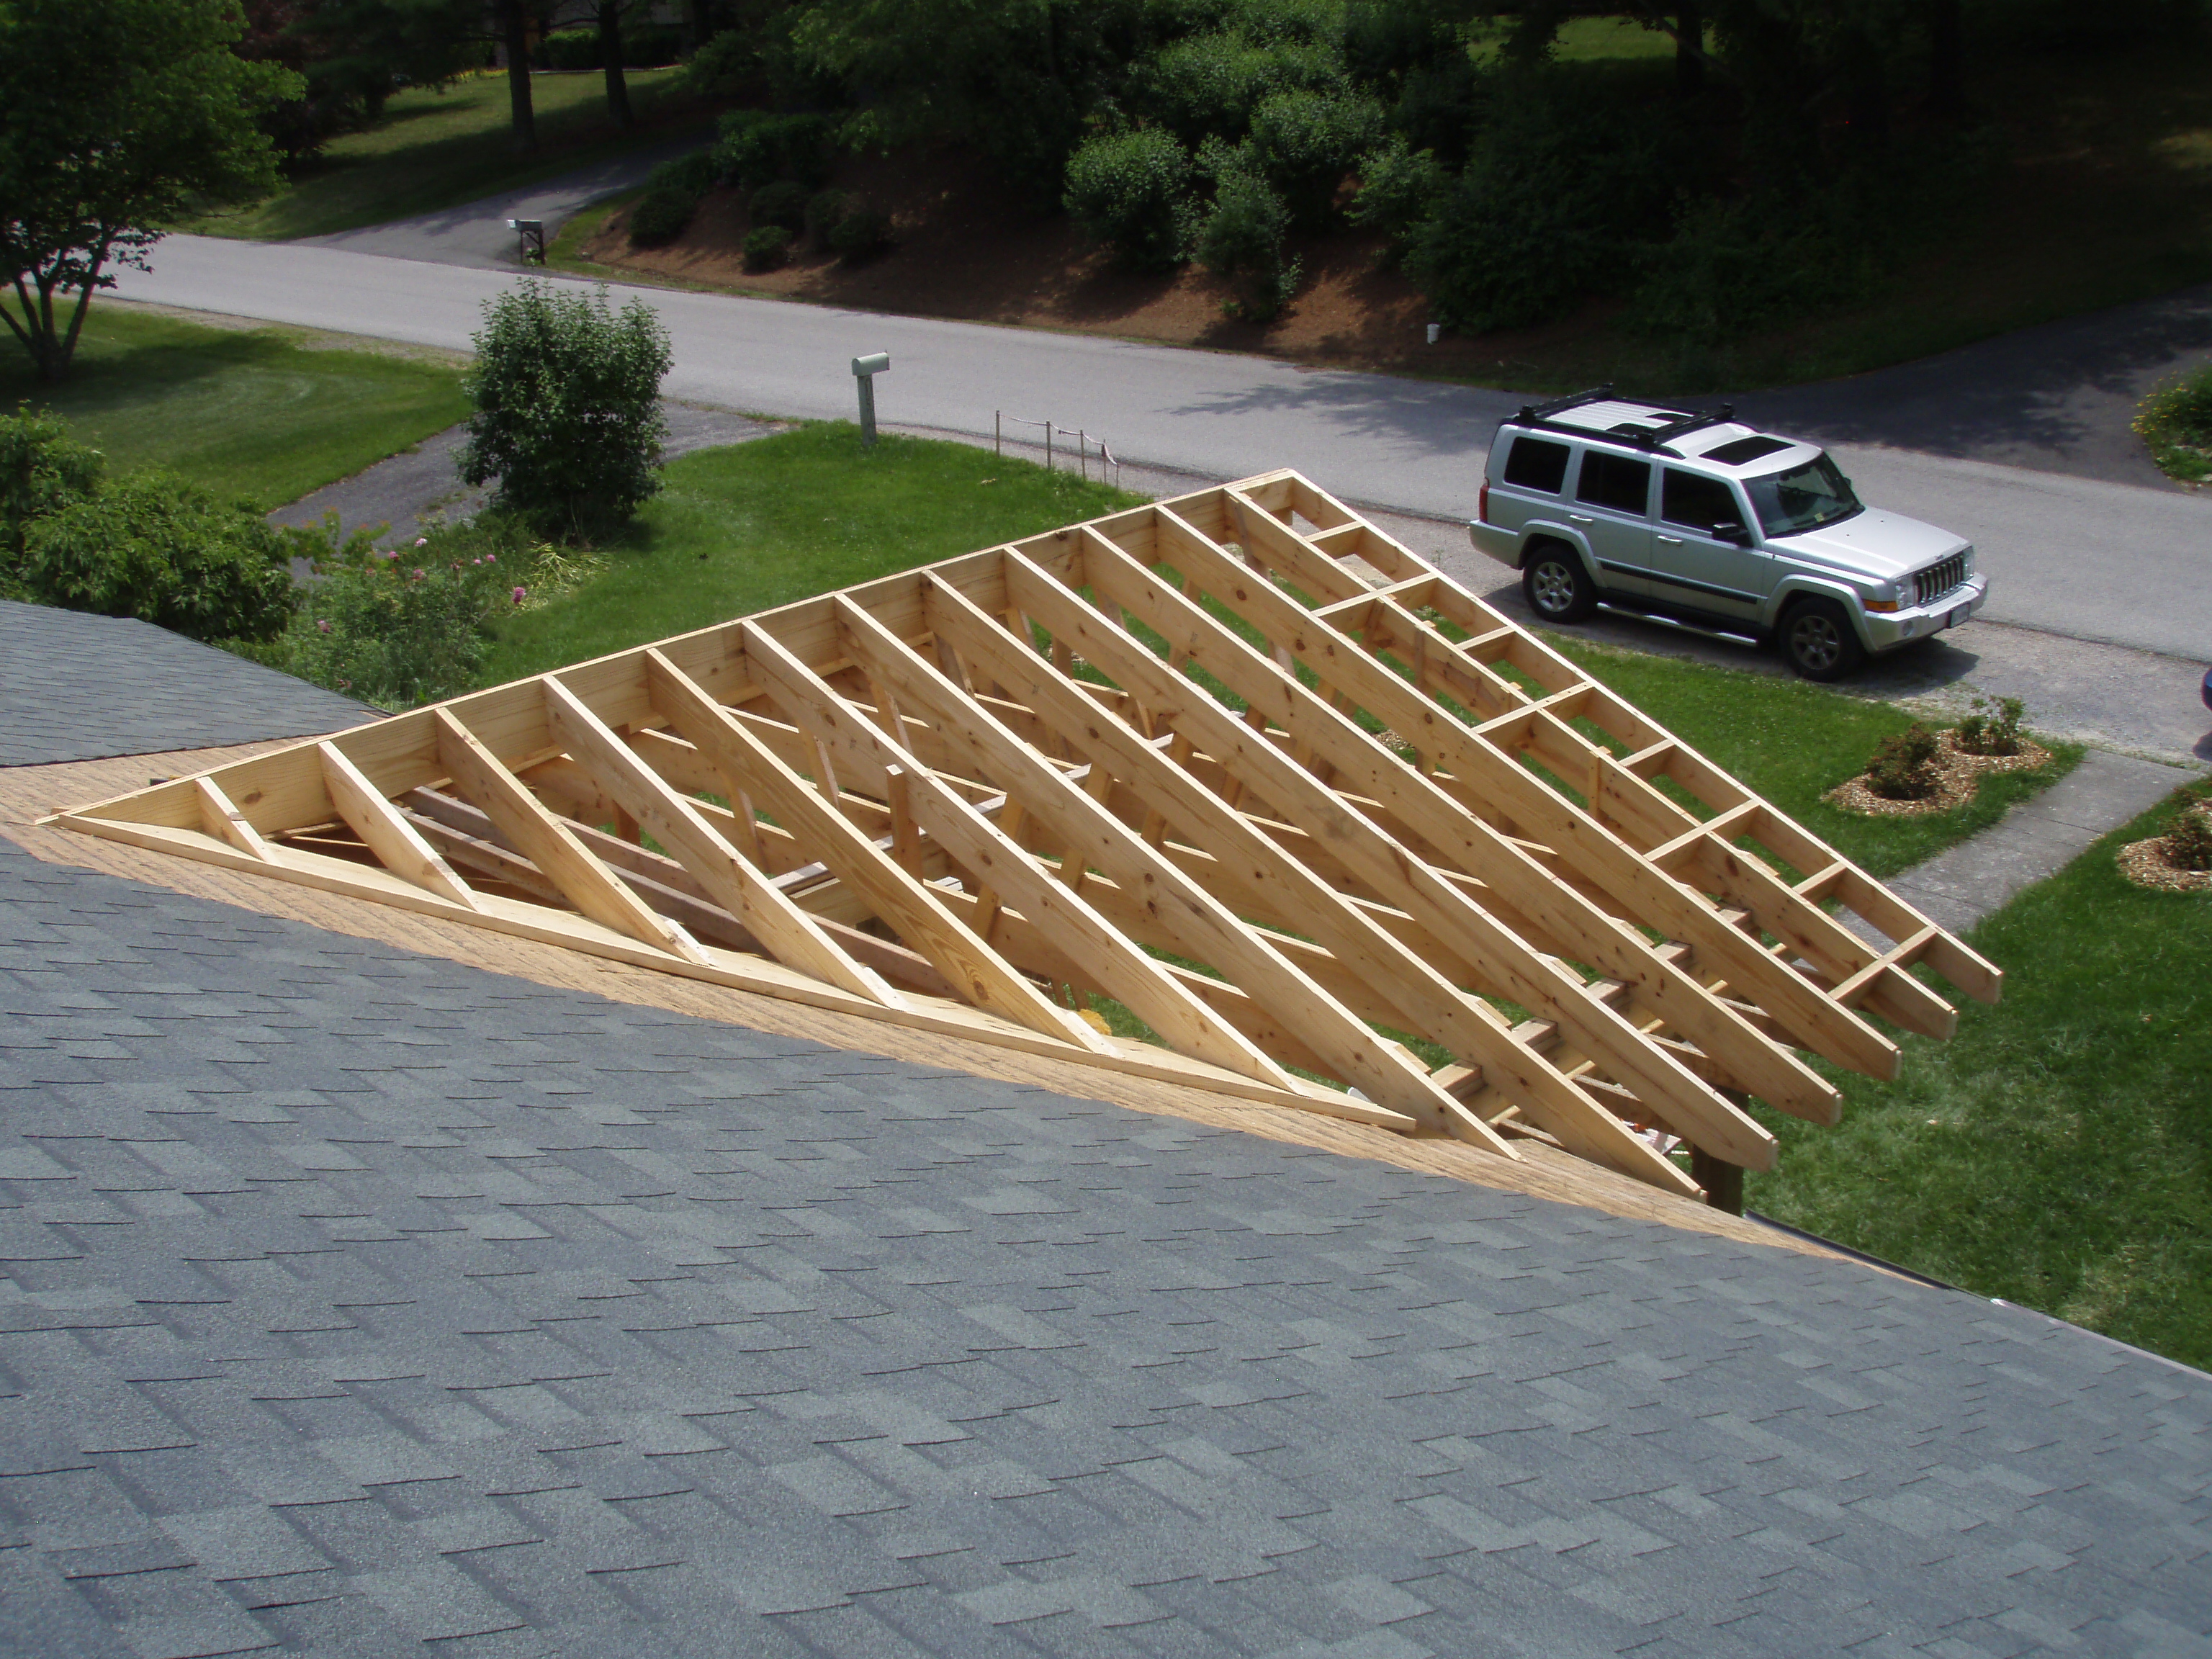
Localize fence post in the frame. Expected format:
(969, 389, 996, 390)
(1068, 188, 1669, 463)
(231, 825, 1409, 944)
(994, 410, 1002, 457)
(1044, 423, 1052, 472)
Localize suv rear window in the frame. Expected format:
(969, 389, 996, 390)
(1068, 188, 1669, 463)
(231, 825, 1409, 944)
(1661, 469, 1742, 534)
(1501, 436, 1570, 493)
(1575, 451, 1651, 516)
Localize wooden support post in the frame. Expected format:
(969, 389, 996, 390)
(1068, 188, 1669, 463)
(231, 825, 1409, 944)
(1690, 1146, 1745, 1215)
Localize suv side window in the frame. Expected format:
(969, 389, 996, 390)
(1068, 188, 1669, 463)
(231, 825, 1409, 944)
(1501, 436, 1570, 493)
(1575, 451, 1651, 517)
(1660, 469, 1743, 535)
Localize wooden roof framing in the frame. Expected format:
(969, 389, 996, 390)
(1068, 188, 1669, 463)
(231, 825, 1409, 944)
(48, 471, 2000, 1202)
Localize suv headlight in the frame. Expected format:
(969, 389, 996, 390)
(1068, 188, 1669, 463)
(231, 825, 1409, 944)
(1862, 581, 1902, 614)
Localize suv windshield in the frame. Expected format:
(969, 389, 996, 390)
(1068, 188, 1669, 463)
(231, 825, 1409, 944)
(1745, 454, 1861, 536)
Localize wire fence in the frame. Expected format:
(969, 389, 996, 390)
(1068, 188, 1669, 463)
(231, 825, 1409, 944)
(995, 412, 1123, 489)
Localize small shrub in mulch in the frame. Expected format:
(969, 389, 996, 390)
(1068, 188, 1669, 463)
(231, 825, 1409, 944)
(1865, 722, 1941, 800)
(2118, 799, 2212, 893)
(1825, 723, 2056, 818)
(1954, 693, 2026, 757)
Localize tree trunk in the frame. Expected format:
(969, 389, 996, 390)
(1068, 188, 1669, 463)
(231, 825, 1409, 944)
(503, 0, 536, 153)
(1930, 0, 1964, 115)
(1676, 1, 1704, 95)
(600, 2, 634, 131)
(675, 0, 697, 58)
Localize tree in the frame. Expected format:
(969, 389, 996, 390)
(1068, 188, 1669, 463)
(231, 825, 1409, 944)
(275, 0, 486, 156)
(458, 279, 671, 542)
(0, 0, 300, 382)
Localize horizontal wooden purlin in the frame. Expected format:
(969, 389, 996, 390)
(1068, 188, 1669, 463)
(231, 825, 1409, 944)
(52, 469, 1998, 1207)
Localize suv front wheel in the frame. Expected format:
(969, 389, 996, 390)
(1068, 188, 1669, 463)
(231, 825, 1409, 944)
(1523, 544, 1598, 624)
(1780, 598, 1866, 681)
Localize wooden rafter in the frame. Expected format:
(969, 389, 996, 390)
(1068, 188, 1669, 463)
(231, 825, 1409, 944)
(46, 471, 2000, 1203)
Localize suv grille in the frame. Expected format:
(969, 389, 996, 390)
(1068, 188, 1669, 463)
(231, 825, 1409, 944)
(1912, 554, 1967, 609)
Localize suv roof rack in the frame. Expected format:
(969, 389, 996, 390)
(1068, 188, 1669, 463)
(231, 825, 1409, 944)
(1516, 385, 1614, 422)
(1504, 389, 1739, 459)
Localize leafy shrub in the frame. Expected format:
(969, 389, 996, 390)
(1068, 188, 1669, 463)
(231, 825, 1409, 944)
(1064, 128, 1195, 271)
(804, 188, 853, 248)
(1630, 194, 1875, 351)
(2165, 805, 2212, 871)
(628, 151, 719, 246)
(1195, 158, 1300, 322)
(1405, 74, 1676, 333)
(1864, 722, 1942, 801)
(1244, 89, 1380, 229)
(749, 179, 809, 230)
(714, 109, 837, 191)
(1349, 135, 1447, 244)
(2134, 364, 2212, 485)
(1954, 694, 2026, 757)
(18, 472, 295, 642)
(823, 197, 890, 258)
(0, 405, 105, 579)
(458, 280, 672, 544)
(743, 225, 793, 271)
(278, 516, 552, 709)
(1135, 30, 1346, 146)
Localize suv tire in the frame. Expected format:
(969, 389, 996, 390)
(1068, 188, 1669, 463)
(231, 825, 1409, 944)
(1523, 544, 1598, 624)
(1780, 598, 1865, 681)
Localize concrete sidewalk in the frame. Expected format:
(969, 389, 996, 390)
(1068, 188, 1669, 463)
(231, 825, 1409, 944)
(1870, 750, 2187, 935)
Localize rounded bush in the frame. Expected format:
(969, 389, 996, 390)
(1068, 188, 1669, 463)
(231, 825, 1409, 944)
(1195, 163, 1300, 323)
(743, 225, 793, 271)
(1136, 30, 1346, 146)
(19, 472, 295, 642)
(713, 109, 837, 192)
(1244, 89, 1382, 229)
(749, 179, 809, 230)
(825, 200, 890, 258)
(1063, 128, 1194, 272)
(458, 279, 673, 543)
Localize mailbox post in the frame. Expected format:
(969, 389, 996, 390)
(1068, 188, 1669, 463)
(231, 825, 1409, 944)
(852, 353, 890, 446)
(507, 218, 546, 265)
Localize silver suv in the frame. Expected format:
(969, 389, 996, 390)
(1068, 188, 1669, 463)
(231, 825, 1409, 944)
(1467, 390, 1987, 680)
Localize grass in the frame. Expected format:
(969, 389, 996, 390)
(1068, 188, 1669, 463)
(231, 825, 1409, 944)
(481, 424, 1144, 683)
(1543, 637, 2082, 878)
(1, 304, 467, 508)
(1748, 777, 2212, 1370)
(186, 70, 701, 243)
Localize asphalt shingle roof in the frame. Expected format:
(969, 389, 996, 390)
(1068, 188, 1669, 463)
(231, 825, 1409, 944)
(1, 608, 2207, 1658)
(0, 602, 374, 767)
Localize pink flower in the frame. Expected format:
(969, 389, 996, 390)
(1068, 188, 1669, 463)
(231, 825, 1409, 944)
(483, 552, 496, 564)
(414, 536, 428, 547)
(411, 567, 426, 580)
(511, 585, 526, 604)
(316, 619, 331, 634)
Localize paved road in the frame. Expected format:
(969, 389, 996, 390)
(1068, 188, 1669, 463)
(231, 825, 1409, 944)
(113, 235, 2212, 668)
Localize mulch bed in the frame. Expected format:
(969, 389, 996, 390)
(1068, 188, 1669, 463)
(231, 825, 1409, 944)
(2117, 801, 2212, 893)
(1823, 730, 2055, 818)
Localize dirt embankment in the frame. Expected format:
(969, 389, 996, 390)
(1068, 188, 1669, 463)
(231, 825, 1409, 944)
(578, 145, 1591, 381)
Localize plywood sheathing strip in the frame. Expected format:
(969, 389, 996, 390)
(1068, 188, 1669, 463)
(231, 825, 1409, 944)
(1, 745, 1842, 1259)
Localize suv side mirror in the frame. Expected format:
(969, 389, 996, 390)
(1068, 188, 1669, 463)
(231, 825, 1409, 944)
(1710, 520, 1752, 545)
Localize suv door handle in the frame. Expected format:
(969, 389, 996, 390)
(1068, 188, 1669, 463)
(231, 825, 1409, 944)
(1568, 513, 1593, 523)
(1655, 534, 1683, 544)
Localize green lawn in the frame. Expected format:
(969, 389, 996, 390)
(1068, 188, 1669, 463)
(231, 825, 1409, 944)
(188, 71, 701, 242)
(1748, 778, 2212, 1370)
(1547, 637, 2082, 878)
(481, 425, 1144, 683)
(1, 305, 467, 508)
